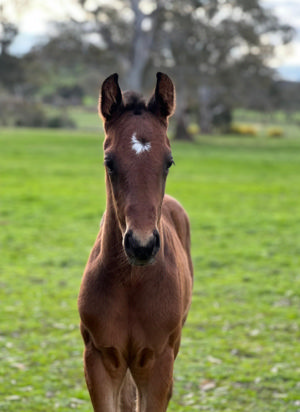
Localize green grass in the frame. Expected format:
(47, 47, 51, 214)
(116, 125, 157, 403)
(1, 128, 300, 411)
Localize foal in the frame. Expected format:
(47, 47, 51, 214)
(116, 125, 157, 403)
(78, 72, 193, 412)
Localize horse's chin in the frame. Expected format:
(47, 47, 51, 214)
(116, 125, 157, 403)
(127, 256, 156, 267)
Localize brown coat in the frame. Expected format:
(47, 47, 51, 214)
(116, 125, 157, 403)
(78, 73, 193, 412)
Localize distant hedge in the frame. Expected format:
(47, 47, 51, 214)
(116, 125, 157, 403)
(0, 96, 76, 129)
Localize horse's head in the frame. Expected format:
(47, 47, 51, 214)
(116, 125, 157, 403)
(99, 72, 175, 266)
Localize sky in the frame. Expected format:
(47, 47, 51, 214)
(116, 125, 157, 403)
(8, 0, 300, 81)
(262, 0, 300, 80)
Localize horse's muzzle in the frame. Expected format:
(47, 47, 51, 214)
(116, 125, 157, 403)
(124, 229, 160, 266)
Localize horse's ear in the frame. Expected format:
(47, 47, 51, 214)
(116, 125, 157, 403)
(99, 73, 123, 120)
(148, 72, 175, 119)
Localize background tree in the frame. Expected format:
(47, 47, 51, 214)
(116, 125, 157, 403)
(72, 0, 165, 91)
(156, 0, 294, 136)
(0, 0, 30, 93)
(70, 0, 293, 138)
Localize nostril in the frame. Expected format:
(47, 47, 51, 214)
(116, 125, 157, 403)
(153, 229, 160, 250)
(124, 230, 133, 253)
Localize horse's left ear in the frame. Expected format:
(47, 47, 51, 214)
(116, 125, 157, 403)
(99, 73, 123, 121)
(148, 72, 175, 119)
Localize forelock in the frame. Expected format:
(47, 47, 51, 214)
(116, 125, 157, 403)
(122, 91, 147, 115)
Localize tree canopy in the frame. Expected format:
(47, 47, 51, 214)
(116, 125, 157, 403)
(70, 0, 294, 136)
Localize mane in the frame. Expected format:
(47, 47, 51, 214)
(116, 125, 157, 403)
(122, 91, 147, 115)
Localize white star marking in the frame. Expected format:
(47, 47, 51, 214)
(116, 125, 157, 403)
(131, 133, 151, 155)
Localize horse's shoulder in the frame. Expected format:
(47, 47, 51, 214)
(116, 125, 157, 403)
(162, 194, 193, 289)
(162, 194, 190, 227)
(162, 194, 191, 250)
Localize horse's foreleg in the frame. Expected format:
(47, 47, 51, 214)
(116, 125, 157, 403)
(83, 339, 127, 412)
(133, 346, 174, 412)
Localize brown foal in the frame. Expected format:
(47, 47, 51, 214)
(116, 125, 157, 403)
(78, 72, 193, 412)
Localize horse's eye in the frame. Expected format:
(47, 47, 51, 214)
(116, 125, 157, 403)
(104, 158, 115, 174)
(166, 158, 175, 170)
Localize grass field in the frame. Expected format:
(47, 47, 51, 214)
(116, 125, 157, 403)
(1, 128, 300, 411)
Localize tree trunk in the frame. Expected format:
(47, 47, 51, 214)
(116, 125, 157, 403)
(174, 116, 193, 141)
(126, 1, 147, 91)
(198, 85, 213, 134)
(173, 84, 193, 141)
(126, 0, 160, 91)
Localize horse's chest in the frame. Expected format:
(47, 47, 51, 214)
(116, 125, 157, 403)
(82, 273, 181, 350)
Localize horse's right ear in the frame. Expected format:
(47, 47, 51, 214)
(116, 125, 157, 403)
(99, 73, 123, 120)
